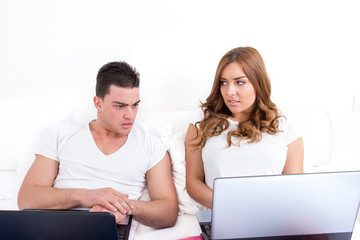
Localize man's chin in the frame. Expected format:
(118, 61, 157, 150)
(116, 128, 132, 136)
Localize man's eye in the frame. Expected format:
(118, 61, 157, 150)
(132, 103, 139, 108)
(115, 105, 124, 109)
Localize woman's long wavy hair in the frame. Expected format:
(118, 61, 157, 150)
(194, 47, 283, 149)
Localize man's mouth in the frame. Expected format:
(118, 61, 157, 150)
(121, 122, 133, 129)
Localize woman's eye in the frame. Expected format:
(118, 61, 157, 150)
(220, 81, 227, 86)
(237, 81, 245, 85)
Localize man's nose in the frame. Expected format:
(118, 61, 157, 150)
(124, 107, 135, 119)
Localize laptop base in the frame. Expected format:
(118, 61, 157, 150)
(199, 229, 352, 240)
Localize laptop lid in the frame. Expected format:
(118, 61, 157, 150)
(0, 209, 130, 240)
(211, 171, 360, 240)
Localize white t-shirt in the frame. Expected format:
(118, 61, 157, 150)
(191, 109, 302, 189)
(35, 121, 167, 200)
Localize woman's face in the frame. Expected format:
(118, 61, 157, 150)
(219, 62, 256, 122)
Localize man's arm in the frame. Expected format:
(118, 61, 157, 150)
(18, 154, 132, 214)
(128, 152, 178, 228)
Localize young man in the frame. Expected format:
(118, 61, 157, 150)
(17, 61, 178, 229)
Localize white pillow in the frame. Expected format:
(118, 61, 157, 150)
(2, 107, 202, 216)
(169, 132, 206, 215)
(0, 109, 96, 201)
(2, 109, 173, 202)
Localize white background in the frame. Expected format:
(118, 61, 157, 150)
(1, 0, 359, 166)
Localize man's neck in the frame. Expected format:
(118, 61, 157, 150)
(89, 120, 129, 155)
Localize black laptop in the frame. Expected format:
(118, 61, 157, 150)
(0, 209, 132, 240)
(197, 171, 360, 240)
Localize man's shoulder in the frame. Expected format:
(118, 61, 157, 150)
(44, 119, 89, 143)
(129, 123, 169, 169)
(130, 123, 169, 150)
(131, 125, 161, 142)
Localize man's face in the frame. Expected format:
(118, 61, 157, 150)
(95, 85, 140, 136)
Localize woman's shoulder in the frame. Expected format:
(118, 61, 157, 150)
(190, 107, 205, 124)
(276, 112, 303, 143)
(276, 111, 301, 130)
(277, 115, 288, 129)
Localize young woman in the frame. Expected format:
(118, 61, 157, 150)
(185, 47, 304, 209)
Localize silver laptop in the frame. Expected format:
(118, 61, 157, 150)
(197, 171, 360, 240)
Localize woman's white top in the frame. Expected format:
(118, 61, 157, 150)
(191, 109, 302, 189)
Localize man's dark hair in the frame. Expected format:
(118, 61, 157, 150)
(96, 61, 140, 99)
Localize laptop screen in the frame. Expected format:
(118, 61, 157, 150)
(0, 209, 131, 240)
(210, 171, 360, 240)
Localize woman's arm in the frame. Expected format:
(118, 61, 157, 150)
(185, 123, 213, 209)
(283, 137, 304, 174)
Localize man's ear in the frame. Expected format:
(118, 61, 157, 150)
(93, 96, 103, 111)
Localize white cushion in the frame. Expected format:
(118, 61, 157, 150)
(169, 132, 205, 214)
(0, 109, 96, 201)
(281, 106, 332, 171)
(134, 213, 201, 240)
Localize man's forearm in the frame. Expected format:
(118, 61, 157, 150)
(18, 185, 83, 210)
(129, 198, 178, 228)
(18, 185, 132, 214)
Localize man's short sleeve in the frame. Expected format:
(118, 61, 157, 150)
(35, 125, 59, 161)
(141, 133, 167, 171)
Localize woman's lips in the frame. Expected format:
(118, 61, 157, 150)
(227, 100, 239, 106)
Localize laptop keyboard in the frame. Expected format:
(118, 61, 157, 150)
(200, 222, 211, 240)
(116, 225, 130, 240)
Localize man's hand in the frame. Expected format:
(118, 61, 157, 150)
(90, 204, 130, 224)
(80, 187, 133, 215)
(17, 155, 133, 213)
